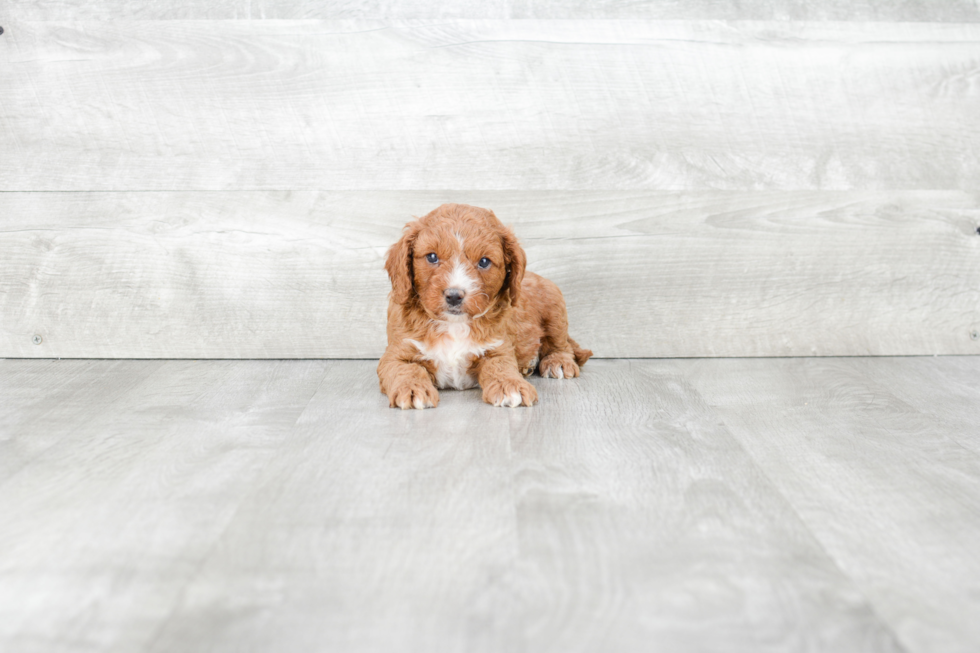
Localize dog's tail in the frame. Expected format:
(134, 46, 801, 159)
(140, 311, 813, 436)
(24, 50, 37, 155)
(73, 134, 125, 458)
(568, 337, 593, 367)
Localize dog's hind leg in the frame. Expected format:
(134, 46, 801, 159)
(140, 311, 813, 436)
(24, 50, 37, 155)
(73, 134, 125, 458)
(567, 336, 593, 368)
(534, 279, 592, 379)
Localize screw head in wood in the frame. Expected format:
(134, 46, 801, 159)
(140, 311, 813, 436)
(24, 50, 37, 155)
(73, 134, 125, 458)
(32, 334, 42, 345)
(972, 330, 980, 341)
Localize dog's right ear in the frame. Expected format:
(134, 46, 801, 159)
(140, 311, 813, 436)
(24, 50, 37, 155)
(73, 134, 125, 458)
(384, 220, 421, 305)
(497, 223, 526, 308)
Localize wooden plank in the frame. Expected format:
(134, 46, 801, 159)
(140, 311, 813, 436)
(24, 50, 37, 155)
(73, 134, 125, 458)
(2, 20, 979, 191)
(5, 358, 980, 650)
(508, 0, 980, 21)
(0, 359, 909, 652)
(843, 356, 980, 457)
(2, 190, 977, 358)
(0, 359, 327, 653)
(679, 357, 980, 653)
(5, 0, 979, 21)
(507, 360, 902, 652)
(0, 358, 166, 483)
(132, 361, 523, 653)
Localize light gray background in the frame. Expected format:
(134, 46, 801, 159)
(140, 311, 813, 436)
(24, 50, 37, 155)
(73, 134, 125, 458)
(2, 6, 978, 358)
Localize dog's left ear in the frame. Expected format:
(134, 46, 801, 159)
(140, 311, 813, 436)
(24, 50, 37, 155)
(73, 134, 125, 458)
(499, 223, 526, 307)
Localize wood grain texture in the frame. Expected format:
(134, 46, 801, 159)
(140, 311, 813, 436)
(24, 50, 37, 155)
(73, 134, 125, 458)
(146, 362, 522, 653)
(0, 359, 328, 653)
(6, 0, 980, 21)
(2, 20, 979, 191)
(0, 359, 166, 483)
(2, 190, 978, 358)
(0, 358, 937, 652)
(680, 356, 980, 653)
(843, 356, 980, 457)
(506, 360, 901, 652)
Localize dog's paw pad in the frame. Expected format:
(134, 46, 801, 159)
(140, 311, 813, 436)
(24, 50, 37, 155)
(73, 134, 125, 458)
(540, 353, 580, 379)
(389, 382, 439, 410)
(483, 378, 538, 408)
(494, 391, 524, 407)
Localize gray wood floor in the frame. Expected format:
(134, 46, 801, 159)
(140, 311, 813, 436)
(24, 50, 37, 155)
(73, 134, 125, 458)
(0, 357, 978, 652)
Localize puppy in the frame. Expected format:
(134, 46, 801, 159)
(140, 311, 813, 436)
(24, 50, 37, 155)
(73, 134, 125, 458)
(378, 203, 591, 409)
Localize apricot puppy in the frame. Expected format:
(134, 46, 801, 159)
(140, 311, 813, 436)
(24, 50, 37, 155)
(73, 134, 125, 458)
(378, 203, 591, 409)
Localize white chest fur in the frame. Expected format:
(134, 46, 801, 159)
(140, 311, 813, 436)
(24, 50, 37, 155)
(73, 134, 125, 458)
(407, 323, 501, 390)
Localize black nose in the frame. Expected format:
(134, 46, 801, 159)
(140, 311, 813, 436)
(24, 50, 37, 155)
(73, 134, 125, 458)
(445, 289, 464, 307)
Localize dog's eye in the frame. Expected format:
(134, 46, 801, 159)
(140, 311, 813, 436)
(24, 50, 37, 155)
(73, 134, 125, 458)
(426, 253, 438, 264)
(478, 257, 491, 269)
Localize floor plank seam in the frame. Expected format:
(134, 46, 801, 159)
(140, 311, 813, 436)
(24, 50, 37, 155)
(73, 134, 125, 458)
(718, 421, 913, 653)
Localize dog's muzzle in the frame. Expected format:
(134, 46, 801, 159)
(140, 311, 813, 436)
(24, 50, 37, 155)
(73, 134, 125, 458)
(444, 288, 464, 311)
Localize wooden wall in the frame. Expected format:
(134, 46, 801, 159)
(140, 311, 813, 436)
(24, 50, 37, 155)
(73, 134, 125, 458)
(1, 5, 978, 358)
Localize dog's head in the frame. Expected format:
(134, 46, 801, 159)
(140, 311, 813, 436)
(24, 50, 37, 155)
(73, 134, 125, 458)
(385, 204, 526, 321)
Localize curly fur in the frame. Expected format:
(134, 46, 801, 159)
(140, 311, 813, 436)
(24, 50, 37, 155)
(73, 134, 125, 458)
(378, 203, 592, 409)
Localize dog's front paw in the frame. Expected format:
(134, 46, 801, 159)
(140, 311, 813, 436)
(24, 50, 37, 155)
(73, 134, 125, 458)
(387, 380, 440, 410)
(482, 377, 538, 408)
(539, 352, 580, 379)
